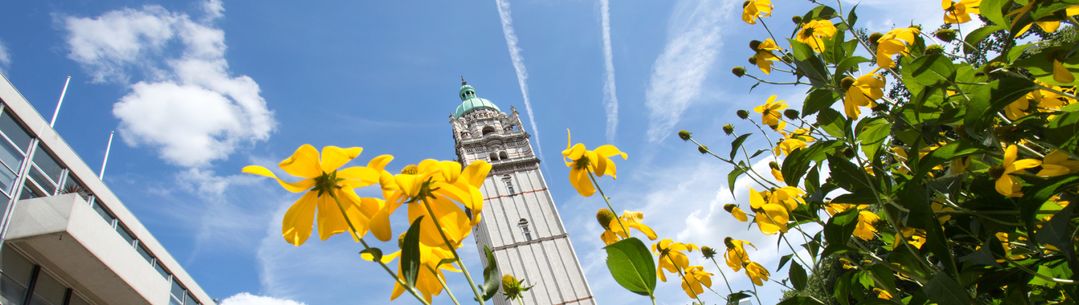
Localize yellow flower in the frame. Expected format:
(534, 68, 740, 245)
(653, 239, 698, 282)
(741, 0, 773, 24)
(724, 204, 749, 222)
(745, 261, 770, 286)
(753, 95, 787, 130)
(1015, 5, 1079, 37)
(750, 188, 789, 234)
(562, 129, 628, 197)
(876, 27, 919, 68)
(724, 237, 753, 271)
(874, 288, 894, 300)
(795, 20, 837, 53)
(681, 266, 713, 299)
(1038, 150, 1079, 177)
(854, 210, 881, 241)
(770, 186, 806, 211)
(775, 128, 815, 156)
(898, 227, 927, 249)
(995, 145, 1041, 198)
(364, 235, 460, 303)
(376, 159, 492, 248)
(752, 39, 782, 74)
(843, 72, 885, 119)
(1053, 58, 1075, 84)
(243, 145, 382, 246)
(1004, 92, 1035, 120)
(598, 210, 659, 245)
(942, 0, 981, 24)
(769, 162, 785, 182)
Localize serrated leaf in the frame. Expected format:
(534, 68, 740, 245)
(401, 216, 425, 288)
(823, 209, 859, 257)
(781, 140, 842, 187)
(604, 237, 657, 297)
(964, 75, 1037, 132)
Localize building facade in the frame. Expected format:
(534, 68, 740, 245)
(0, 74, 214, 305)
(449, 80, 595, 305)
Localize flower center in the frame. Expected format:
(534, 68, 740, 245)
(313, 171, 342, 197)
(574, 155, 591, 170)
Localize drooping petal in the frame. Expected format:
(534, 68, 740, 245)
(594, 145, 628, 160)
(320, 146, 363, 173)
(1011, 159, 1042, 172)
(282, 191, 318, 246)
(242, 165, 315, 193)
(628, 222, 658, 240)
(316, 194, 350, 241)
(1053, 59, 1075, 84)
(438, 160, 463, 182)
(569, 168, 596, 197)
(338, 166, 380, 188)
(279, 144, 324, 179)
(460, 160, 492, 187)
(367, 154, 395, 172)
(996, 174, 1020, 197)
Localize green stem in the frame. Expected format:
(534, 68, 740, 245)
(329, 194, 432, 305)
(419, 197, 487, 305)
(781, 235, 812, 270)
(664, 255, 706, 305)
(588, 171, 629, 236)
(429, 265, 463, 305)
(708, 257, 736, 298)
(751, 281, 764, 305)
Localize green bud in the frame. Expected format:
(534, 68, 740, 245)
(792, 15, 803, 24)
(869, 32, 883, 44)
(783, 109, 800, 120)
(737, 109, 750, 119)
(595, 209, 616, 230)
(747, 56, 758, 65)
(840, 76, 856, 91)
(925, 44, 944, 55)
(749, 40, 762, 51)
(933, 29, 957, 42)
(698, 145, 710, 154)
(723, 124, 734, 135)
(732, 66, 746, 77)
(701, 246, 718, 259)
(769, 161, 780, 170)
(724, 236, 735, 248)
(678, 130, 693, 141)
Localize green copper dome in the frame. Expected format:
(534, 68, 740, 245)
(453, 80, 500, 118)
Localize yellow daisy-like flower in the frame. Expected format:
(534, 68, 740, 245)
(363, 235, 461, 303)
(680, 265, 713, 299)
(724, 237, 753, 271)
(597, 209, 659, 245)
(770, 186, 806, 211)
(995, 145, 1041, 198)
(876, 27, 919, 68)
(795, 20, 837, 53)
(562, 129, 628, 197)
(752, 39, 782, 74)
(741, 0, 773, 24)
(745, 261, 770, 286)
(753, 95, 787, 130)
(769, 162, 785, 182)
(243, 144, 382, 246)
(942, 0, 981, 24)
(375, 159, 492, 249)
(854, 210, 881, 241)
(1038, 150, 1079, 177)
(843, 72, 885, 119)
(775, 128, 815, 156)
(723, 204, 749, 222)
(653, 239, 698, 282)
(749, 188, 789, 234)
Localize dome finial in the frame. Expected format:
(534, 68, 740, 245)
(461, 75, 467, 85)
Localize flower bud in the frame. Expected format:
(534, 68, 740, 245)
(678, 130, 693, 141)
(737, 109, 750, 119)
(869, 32, 883, 44)
(792, 15, 803, 24)
(840, 76, 856, 91)
(769, 161, 780, 170)
(784, 109, 800, 120)
(933, 29, 957, 42)
(747, 56, 758, 65)
(925, 44, 944, 55)
(723, 124, 735, 135)
(724, 236, 735, 248)
(595, 208, 616, 230)
(732, 66, 746, 77)
(723, 203, 738, 213)
(701, 246, 717, 259)
(502, 275, 519, 290)
(749, 40, 762, 51)
(698, 145, 710, 154)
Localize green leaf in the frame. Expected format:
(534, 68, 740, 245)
(827, 155, 874, 192)
(817, 108, 847, 138)
(777, 253, 793, 271)
(979, 0, 1008, 27)
(401, 216, 425, 288)
(802, 5, 838, 21)
(823, 209, 859, 256)
(781, 140, 842, 186)
(834, 272, 852, 305)
(964, 75, 1037, 132)
(1015, 46, 1079, 86)
(1020, 175, 1079, 245)
(802, 88, 839, 117)
(908, 54, 956, 86)
(856, 117, 891, 160)
(478, 246, 500, 301)
(777, 296, 825, 305)
(914, 141, 983, 180)
(834, 56, 870, 78)
(790, 40, 832, 87)
(924, 273, 972, 305)
(604, 237, 657, 297)
(728, 163, 747, 198)
(963, 25, 1004, 54)
(730, 133, 752, 160)
(846, 5, 858, 27)
(1046, 105, 1079, 152)
(790, 261, 808, 290)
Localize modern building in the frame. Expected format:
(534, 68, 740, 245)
(0, 73, 214, 305)
(450, 79, 595, 305)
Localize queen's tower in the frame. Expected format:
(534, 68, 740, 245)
(449, 79, 596, 305)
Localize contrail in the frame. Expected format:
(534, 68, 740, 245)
(494, 0, 544, 157)
(599, 0, 619, 142)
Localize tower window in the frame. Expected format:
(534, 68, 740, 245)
(499, 151, 509, 160)
(502, 175, 514, 194)
(517, 218, 532, 241)
(489, 153, 498, 161)
(481, 126, 496, 136)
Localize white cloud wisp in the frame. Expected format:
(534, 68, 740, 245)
(0, 39, 11, 74)
(494, 0, 544, 157)
(219, 293, 306, 305)
(599, 0, 620, 142)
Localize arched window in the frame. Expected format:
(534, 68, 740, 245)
(489, 153, 498, 161)
(481, 126, 496, 136)
(499, 151, 509, 160)
(502, 175, 514, 194)
(517, 218, 532, 241)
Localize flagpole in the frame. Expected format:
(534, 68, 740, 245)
(49, 76, 71, 127)
(99, 131, 114, 179)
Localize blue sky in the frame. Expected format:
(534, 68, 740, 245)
(0, 1, 958, 304)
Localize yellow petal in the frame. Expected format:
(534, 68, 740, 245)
(316, 194, 350, 240)
(320, 146, 363, 173)
(570, 168, 595, 197)
(628, 222, 658, 240)
(242, 165, 315, 193)
(1053, 59, 1075, 84)
(461, 160, 492, 187)
(1012, 159, 1042, 171)
(594, 145, 628, 160)
(338, 166, 379, 188)
(282, 191, 318, 246)
(438, 160, 463, 182)
(361, 250, 401, 264)
(280, 144, 323, 179)
(996, 174, 1020, 197)
(367, 154, 395, 172)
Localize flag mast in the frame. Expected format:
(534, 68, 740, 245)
(49, 75, 71, 127)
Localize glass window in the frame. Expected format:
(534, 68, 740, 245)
(1, 247, 34, 305)
(0, 166, 16, 194)
(185, 292, 197, 305)
(31, 149, 63, 184)
(27, 271, 65, 305)
(20, 184, 42, 200)
(28, 168, 56, 196)
(170, 297, 183, 305)
(91, 201, 115, 227)
(0, 139, 23, 175)
(116, 225, 135, 246)
(68, 294, 91, 305)
(154, 262, 169, 278)
(170, 278, 185, 299)
(0, 110, 32, 153)
(60, 174, 89, 201)
(136, 243, 153, 264)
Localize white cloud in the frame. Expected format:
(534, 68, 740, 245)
(219, 293, 305, 305)
(494, 0, 544, 157)
(644, 0, 734, 142)
(0, 39, 11, 74)
(64, 1, 274, 167)
(598, 0, 619, 142)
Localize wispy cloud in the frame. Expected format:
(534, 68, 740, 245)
(598, 0, 619, 142)
(0, 39, 11, 74)
(494, 0, 544, 157)
(63, 1, 275, 168)
(644, 0, 733, 142)
(219, 292, 305, 305)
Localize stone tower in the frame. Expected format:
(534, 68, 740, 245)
(449, 79, 596, 305)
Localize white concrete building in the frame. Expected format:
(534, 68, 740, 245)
(0, 74, 214, 305)
(450, 80, 595, 305)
